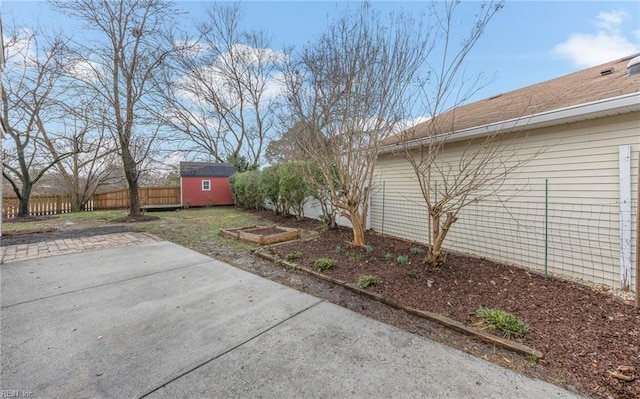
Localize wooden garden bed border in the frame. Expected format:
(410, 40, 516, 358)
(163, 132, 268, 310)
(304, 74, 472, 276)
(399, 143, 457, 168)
(220, 225, 301, 245)
(253, 247, 544, 360)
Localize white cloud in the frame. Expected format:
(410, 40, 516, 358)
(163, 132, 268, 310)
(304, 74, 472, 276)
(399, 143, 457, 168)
(395, 116, 431, 133)
(67, 58, 102, 82)
(553, 9, 639, 67)
(177, 43, 286, 107)
(4, 27, 38, 68)
(595, 10, 628, 31)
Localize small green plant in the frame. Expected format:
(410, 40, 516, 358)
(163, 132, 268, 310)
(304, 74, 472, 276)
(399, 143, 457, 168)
(334, 245, 342, 254)
(314, 258, 336, 271)
(346, 251, 363, 261)
(410, 247, 425, 255)
(384, 252, 393, 261)
(365, 244, 373, 254)
(285, 251, 303, 261)
(397, 255, 408, 264)
(406, 271, 417, 279)
(475, 307, 529, 339)
(525, 354, 538, 367)
(433, 334, 447, 343)
(357, 275, 383, 288)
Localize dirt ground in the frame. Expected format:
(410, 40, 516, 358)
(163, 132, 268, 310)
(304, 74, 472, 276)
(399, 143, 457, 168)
(253, 211, 639, 399)
(3, 210, 638, 399)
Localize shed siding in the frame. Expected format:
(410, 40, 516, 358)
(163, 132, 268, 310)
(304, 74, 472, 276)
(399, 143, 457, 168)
(181, 177, 234, 207)
(372, 112, 639, 290)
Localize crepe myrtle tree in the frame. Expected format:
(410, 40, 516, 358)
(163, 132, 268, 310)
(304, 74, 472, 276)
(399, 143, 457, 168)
(394, 1, 543, 267)
(282, 3, 429, 246)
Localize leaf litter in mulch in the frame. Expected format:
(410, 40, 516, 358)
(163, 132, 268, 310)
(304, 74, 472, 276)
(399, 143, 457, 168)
(268, 225, 639, 399)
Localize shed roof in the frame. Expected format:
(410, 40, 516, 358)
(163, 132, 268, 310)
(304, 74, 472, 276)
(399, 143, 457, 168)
(385, 54, 640, 146)
(179, 162, 236, 178)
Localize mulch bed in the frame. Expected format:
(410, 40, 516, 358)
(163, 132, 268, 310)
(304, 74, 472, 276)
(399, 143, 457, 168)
(2, 227, 58, 236)
(271, 226, 640, 399)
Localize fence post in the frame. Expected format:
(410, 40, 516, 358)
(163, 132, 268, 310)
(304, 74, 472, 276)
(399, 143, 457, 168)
(636, 150, 639, 307)
(619, 145, 631, 290)
(544, 179, 548, 279)
(381, 181, 385, 236)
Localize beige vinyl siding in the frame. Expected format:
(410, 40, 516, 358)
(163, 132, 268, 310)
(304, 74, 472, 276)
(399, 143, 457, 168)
(371, 112, 639, 290)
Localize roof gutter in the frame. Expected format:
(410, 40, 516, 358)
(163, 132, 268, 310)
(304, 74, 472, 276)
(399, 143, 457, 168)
(380, 91, 640, 154)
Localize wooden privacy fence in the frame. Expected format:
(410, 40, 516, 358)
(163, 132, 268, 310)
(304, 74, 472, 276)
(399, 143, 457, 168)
(2, 186, 181, 218)
(2, 195, 94, 219)
(92, 186, 181, 210)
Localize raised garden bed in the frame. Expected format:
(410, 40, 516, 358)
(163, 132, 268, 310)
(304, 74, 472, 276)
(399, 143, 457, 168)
(220, 225, 301, 245)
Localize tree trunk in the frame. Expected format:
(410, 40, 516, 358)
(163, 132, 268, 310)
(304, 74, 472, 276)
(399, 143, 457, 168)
(122, 147, 141, 217)
(18, 197, 30, 217)
(127, 182, 140, 216)
(70, 187, 82, 212)
(17, 184, 33, 217)
(349, 207, 366, 246)
(426, 212, 457, 266)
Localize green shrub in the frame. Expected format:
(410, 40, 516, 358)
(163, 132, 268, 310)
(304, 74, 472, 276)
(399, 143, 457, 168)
(334, 245, 342, 254)
(230, 170, 263, 209)
(365, 244, 373, 253)
(279, 162, 312, 220)
(285, 251, 303, 261)
(261, 165, 283, 213)
(384, 252, 393, 261)
(314, 258, 335, 271)
(397, 255, 408, 264)
(357, 275, 383, 288)
(475, 307, 529, 339)
(346, 251, 363, 261)
(410, 247, 425, 254)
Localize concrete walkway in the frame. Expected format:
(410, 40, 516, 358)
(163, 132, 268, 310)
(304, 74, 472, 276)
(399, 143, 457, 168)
(0, 237, 582, 398)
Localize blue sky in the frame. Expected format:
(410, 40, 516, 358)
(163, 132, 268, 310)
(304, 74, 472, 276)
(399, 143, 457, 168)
(3, 0, 640, 103)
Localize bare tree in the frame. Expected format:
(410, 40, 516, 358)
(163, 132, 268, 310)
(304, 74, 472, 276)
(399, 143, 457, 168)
(392, 1, 542, 266)
(162, 2, 282, 167)
(282, 3, 429, 246)
(48, 98, 122, 211)
(1, 26, 76, 216)
(51, 0, 182, 217)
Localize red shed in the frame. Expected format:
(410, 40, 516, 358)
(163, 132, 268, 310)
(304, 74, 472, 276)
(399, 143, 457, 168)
(180, 162, 236, 207)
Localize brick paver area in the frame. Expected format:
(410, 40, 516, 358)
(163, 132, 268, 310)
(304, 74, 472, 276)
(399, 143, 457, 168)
(0, 232, 161, 264)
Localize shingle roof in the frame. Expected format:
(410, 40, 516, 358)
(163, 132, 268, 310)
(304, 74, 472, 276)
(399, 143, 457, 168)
(179, 162, 236, 178)
(386, 54, 640, 145)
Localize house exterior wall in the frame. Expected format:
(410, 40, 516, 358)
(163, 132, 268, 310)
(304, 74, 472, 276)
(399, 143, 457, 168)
(371, 112, 639, 291)
(181, 177, 234, 207)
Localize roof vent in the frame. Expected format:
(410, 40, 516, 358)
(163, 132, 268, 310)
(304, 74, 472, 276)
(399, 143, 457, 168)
(600, 67, 614, 76)
(627, 55, 640, 77)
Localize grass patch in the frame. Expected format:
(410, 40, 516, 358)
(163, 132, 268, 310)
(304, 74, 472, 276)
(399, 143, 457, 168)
(357, 275, 383, 288)
(410, 247, 425, 254)
(475, 307, 529, 339)
(314, 258, 335, 271)
(345, 251, 363, 261)
(2, 208, 270, 255)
